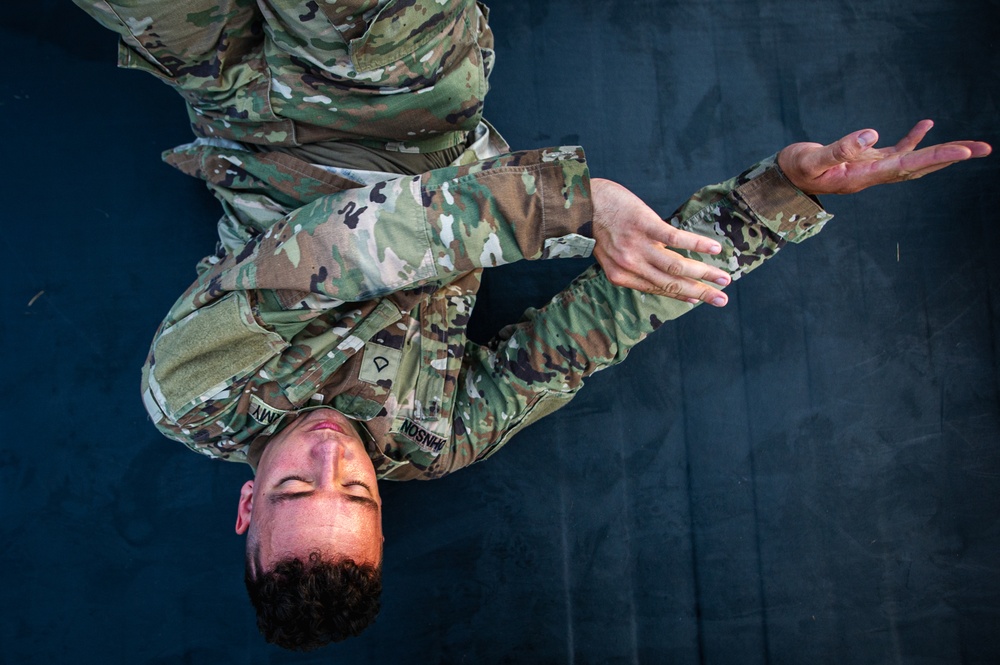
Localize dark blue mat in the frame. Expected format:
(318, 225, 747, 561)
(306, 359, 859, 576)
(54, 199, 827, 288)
(2, 1, 997, 663)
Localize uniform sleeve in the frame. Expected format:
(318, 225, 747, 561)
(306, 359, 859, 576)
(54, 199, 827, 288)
(435, 155, 834, 473)
(142, 147, 594, 461)
(212, 147, 594, 303)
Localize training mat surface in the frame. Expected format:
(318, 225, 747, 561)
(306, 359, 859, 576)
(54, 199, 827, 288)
(2, 1, 998, 663)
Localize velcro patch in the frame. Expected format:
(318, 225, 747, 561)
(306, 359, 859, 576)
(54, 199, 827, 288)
(359, 342, 402, 385)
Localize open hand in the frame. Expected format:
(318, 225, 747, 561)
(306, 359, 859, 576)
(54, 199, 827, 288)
(778, 120, 991, 195)
(592, 121, 991, 306)
(591, 178, 731, 307)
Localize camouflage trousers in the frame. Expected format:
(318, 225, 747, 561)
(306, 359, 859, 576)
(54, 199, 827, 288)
(72, 0, 494, 152)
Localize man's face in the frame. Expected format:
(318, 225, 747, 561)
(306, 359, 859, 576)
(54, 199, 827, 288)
(235, 409, 383, 569)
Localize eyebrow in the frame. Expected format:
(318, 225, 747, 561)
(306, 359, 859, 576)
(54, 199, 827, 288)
(268, 488, 380, 512)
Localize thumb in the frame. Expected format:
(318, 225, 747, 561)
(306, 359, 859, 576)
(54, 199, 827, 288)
(805, 128, 879, 172)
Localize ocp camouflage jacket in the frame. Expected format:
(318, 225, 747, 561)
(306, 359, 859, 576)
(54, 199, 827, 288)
(74, 0, 832, 479)
(139, 142, 830, 480)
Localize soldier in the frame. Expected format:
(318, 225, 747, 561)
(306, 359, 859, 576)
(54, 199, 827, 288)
(73, 0, 990, 651)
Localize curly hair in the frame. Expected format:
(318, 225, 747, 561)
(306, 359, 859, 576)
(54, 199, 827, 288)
(245, 549, 382, 651)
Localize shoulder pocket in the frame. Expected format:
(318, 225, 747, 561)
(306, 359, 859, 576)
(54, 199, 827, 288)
(149, 292, 288, 422)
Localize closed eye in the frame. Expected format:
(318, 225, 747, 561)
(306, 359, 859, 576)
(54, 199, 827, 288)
(267, 478, 379, 511)
(343, 480, 376, 498)
(276, 475, 311, 487)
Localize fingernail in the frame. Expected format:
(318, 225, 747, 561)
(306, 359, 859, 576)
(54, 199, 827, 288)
(858, 130, 877, 147)
(708, 243, 722, 253)
(711, 296, 727, 307)
(714, 276, 730, 286)
(686, 298, 699, 305)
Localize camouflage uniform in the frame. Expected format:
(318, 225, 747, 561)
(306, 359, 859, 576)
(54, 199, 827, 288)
(72, 0, 494, 153)
(75, 0, 832, 480)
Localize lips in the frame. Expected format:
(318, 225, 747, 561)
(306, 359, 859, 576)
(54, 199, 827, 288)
(308, 419, 345, 434)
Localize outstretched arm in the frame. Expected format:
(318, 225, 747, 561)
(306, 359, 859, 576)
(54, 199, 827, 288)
(430, 121, 991, 475)
(590, 120, 992, 305)
(428, 152, 830, 477)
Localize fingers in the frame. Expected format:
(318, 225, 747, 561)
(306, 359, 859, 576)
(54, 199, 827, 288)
(899, 143, 973, 172)
(903, 160, 966, 180)
(856, 143, 975, 186)
(892, 119, 934, 153)
(952, 140, 993, 158)
(644, 246, 731, 289)
(640, 225, 732, 292)
(904, 141, 991, 179)
(619, 270, 730, 307)
(651, 223, 723, 257)
(801, 128, 880, 174)
(891, 139, 991, 180)
(591, 177, 732, 306)
(601, 246, 731, 307)
(881, 121, 989, 159)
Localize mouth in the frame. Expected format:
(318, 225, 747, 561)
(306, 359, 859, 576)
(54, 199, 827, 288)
(308, 419, 346, 434)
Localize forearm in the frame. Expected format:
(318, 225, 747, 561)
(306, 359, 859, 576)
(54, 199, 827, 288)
(668, 155, 830, 278)
(440, 155, 832, 470)
(215, 147, 595, 301)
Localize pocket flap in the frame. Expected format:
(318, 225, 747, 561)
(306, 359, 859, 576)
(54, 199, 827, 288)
(150, 292, 287, 421)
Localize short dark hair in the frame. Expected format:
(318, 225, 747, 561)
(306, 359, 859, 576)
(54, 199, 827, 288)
(244, 548, 382, 650)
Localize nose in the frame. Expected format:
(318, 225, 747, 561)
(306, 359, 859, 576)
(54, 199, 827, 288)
(308, 434, 353, 484)
(309, 433, 347, 455)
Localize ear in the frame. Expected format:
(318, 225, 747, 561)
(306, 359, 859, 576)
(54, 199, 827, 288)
(235, 480, 254, 534)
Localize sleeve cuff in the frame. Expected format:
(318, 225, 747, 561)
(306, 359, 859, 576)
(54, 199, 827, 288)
(732, 155, 833, 243)
(538, 146, 596, 256)
(542, 233, 595, 259)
